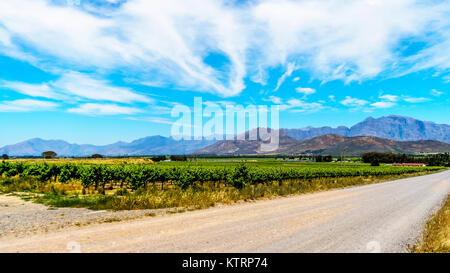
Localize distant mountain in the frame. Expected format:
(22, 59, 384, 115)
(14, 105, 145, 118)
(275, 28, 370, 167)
(282, 126, 350, 141)
(277, 134, 347, 154)
(195, 129, 297, 155)
(0, 136, 216, 156)
(278, 135, 450, 156)
(0, 138, 101, 156)
(197, 133, 450, 156)
(98, 136, 216, 155)
(282, 115, 450, 142)
(1, 115, 449, 156)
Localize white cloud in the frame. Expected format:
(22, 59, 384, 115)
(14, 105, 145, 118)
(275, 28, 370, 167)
(250, 66, 268, 86)
(292, 77, 300, 82)
(0, 0, 249, 97)
(53, 72, 151, 103)
(295, 87, 316, 96)
(370, 101, 396, 108)
(125, 116, 176, 125)
(379, 94, 399, 102)
(430, 89, 444, 97)
(0, 81, 59, 99)
(263, 96, 282, 104)
(280, 98, 324, 113)
(145, 117, 176, 125)
(252, 0, 450, 83)
(403, 97, 431, 103)
(328, 95, 335, 102)
(0, 99, 58, 112)
(443, 75, 450, 83)
(0, 0, 450, 97)
(340, 96, 369, 107)
(68, 103, 142, 115)
(1, 72, 151, 104)
(274, 62, 298, 91)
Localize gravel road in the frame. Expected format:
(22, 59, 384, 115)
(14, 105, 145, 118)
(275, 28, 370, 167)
(0, 194, 168, 238)
(0, 170, 448, 253)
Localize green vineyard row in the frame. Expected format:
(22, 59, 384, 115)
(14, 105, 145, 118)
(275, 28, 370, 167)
(0, 161, 442, 190)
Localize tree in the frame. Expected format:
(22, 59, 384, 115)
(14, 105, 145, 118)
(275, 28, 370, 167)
(151, 156, 166, 162)
(42, 151, 57, 159)
(323, 155, 333, 162)
(2, 154, 8, 160)
(91, 154, 103, 159)
(170, 155, 187, 161)
(371, 159, 380, 166)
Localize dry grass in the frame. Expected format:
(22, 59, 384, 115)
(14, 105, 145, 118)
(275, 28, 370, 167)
(412, 195, 449, 253)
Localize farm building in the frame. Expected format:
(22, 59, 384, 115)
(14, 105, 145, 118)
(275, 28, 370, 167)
(392, 163, 426, 166)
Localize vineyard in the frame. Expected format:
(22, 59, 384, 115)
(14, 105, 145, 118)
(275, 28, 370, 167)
(0, 160, 443, 192)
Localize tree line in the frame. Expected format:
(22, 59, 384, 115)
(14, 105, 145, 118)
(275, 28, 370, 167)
(362, 152, 450, 166)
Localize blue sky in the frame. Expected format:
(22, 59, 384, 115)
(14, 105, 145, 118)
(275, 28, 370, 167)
(0, 0, 449, 146)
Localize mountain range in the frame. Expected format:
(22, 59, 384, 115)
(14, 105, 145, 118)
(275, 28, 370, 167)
(0, 136, 216, 157)
(1, 115, 449, 156)
(197, 133, 450, 156)
(282, 115, 450, 142)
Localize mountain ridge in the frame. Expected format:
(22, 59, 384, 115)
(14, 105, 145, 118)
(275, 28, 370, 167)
(196, 133, 450, 156)
(1, 115, 449, 156)
(0, 136, 216, 156)
(282, 115, 450, 142)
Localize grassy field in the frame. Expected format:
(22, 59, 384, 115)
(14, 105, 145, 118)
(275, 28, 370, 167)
(0, 158, 444, 211)
(412, 195, 449, 253)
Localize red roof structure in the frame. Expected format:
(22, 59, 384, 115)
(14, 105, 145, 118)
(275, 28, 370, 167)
(392, 163, 426, 166)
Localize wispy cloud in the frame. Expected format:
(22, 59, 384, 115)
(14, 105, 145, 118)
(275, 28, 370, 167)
(54, 72, 151, 103)
(266, 96, 282, 104)
(0, 99, 58, 112)
(1, 72, 151, 104)
(430, 89, 444, 97)
(68, 103, 142, 115)
(274, 62, 298, 91)
(295, 87, 316, 96)
(0, 81, 59, 99)
(403, 97, 432, 103)
(370, 101, 396, 108)
(379, 94, 399, 102)
(1, 0, 448, 97)
(280, 98, 324, 113)
(340, 96, 369, 107)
